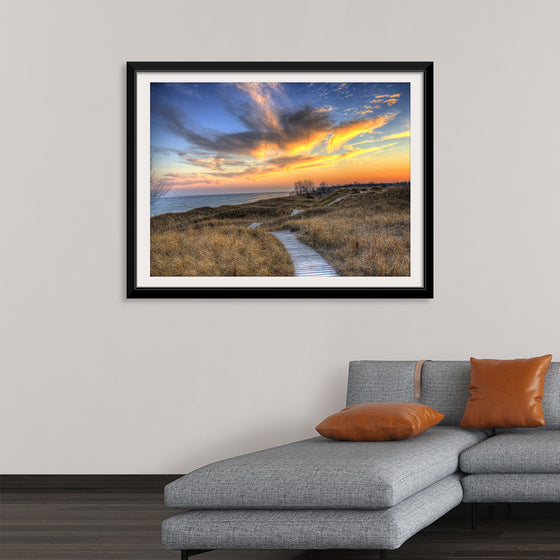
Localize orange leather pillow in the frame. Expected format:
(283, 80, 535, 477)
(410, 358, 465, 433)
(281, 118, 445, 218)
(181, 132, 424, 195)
(460, 355, 552, 429)
(315, 402, 445, 441)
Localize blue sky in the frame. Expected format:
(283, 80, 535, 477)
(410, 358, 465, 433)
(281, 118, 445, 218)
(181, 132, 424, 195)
(151, 81, 411, 195)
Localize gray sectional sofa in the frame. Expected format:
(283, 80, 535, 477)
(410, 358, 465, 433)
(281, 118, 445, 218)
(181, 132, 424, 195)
(162, 360, 560, 559)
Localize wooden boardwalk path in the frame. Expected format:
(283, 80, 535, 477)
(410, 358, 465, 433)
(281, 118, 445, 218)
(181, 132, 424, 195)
(271, 231, 339, 277)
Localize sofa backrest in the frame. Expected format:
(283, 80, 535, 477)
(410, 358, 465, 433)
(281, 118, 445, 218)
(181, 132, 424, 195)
(347, 360, 560, 428)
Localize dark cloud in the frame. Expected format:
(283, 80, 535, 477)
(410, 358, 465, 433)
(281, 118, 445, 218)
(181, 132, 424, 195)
(278, 106, 332, 142)
(153, 100, 333, 158)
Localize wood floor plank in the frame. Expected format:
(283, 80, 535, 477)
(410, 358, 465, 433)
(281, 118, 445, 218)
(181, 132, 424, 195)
(1, 492, 559, 559)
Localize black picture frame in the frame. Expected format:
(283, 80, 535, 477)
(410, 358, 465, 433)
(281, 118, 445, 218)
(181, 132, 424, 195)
(127, 61, 433, 298)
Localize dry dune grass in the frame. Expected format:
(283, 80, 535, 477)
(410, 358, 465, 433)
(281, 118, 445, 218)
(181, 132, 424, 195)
(150, 187, 410, 277)
(287, 211, 409, 276)
(151, 225, 294, 276)
(270, 187, 410, 276)
(151, 194, 314, 234)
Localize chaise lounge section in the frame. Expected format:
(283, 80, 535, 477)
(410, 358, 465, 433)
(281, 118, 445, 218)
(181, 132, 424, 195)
(162, 360, 560, 557)
(164, 428, 485, 511)
(163, 475, 463, 553)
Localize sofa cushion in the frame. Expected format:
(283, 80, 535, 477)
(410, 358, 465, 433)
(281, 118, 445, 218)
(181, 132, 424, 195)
(459, 355, 551, 429)
(460, 430, 560, 474)
(162, 474, 463, 551)
(165, 426, 485, 510)
(462, 473, 560, 502)
(347, 361, 560, 428)
(315, 402, 444, 441)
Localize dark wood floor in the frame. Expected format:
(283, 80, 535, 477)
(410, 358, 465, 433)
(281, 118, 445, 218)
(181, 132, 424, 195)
(1, 490, 559, 559)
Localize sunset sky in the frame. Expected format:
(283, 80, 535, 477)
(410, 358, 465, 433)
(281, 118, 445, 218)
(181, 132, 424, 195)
(150, 81, 410, 196)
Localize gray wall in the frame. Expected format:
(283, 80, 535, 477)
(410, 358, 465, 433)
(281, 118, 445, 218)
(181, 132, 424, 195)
(1, 0, 559, 474)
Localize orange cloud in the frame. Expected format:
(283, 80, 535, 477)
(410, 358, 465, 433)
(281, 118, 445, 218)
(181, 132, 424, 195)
(283, 143, 398, 172)
(369, 94, 401, 107)
(250, 141, 280, 159)
(249, 129, 331, 160)
(382, 130, 410, 141)
(351, 131, 410, 147)
(355, 108, 375, 116)
(328, 114, 394, 152)
(286, 153, 341, 171)
(339, 143, 398, 160)
(284, 130, 330, 157)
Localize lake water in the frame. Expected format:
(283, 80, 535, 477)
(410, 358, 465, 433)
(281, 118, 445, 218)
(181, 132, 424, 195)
(151, 191, 291, 217)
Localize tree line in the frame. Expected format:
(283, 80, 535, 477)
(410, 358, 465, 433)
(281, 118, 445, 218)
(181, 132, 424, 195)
(293, 179, 410, 197)
(293, 180, 329, 197)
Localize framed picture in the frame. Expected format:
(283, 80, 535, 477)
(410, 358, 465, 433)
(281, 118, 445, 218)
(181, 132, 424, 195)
(127, 62, 433, 298)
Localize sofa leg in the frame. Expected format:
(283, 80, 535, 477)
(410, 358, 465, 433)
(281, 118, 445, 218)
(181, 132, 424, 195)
(471, 503, 477, 530)
(379, 551, 387, 560)
(506, 502, 512, 519)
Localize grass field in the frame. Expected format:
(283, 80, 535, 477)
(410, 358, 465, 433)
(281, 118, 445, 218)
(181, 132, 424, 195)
(150, 186, 410, 277)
